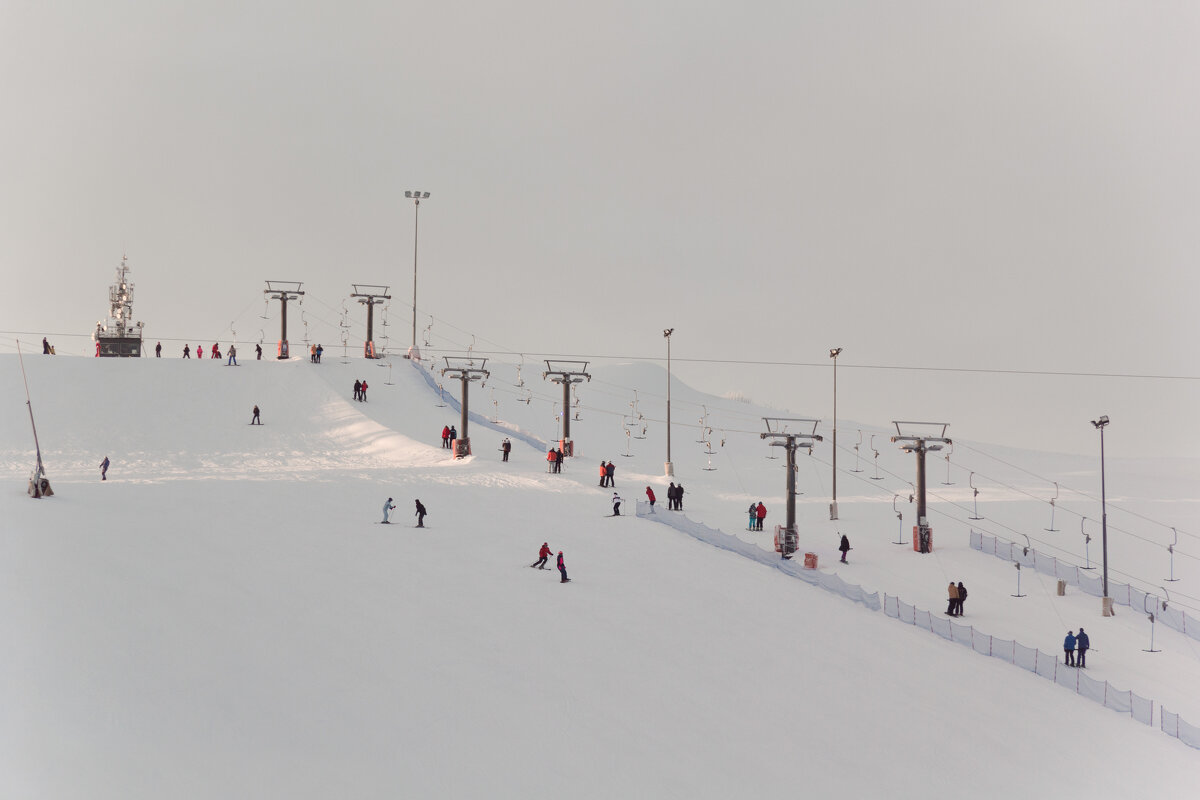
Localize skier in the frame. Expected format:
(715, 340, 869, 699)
(675, 483, 685, 510)
(1063, 631, 1077, 666)
(382, 497, 396, 524)
(442, 426, 451, 449)
(605, 461, 615, 488)
(1076, 627, 1090, 668)
(755, 502, 767, 531)
(251, 405, 261, 425)
(645, 486, 656, 510)
(557, 551, 569, 583)
(956, 582, 967, 616)
(100, 456, 110, 481)
(353, 379, 362, 401)
(255, 342, 262, 360)
(748, 503, 757, 530)
(360, 380, 368, 401)
(839, 534, 851, 563)
(599, 461, 607, 487)
(155, 342, 161, 357)
(227, 344, 237, 365)
(501, 438, 511, 462)
(946, 582, 959, 617)
(212, 343, 220, 360)
(612, 492, 623, 516)
(415, 499, 427, 528)
(531, 542, 553, 569)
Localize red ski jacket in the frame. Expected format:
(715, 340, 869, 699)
(646, 488, 656, 503)
(540, 544, 552, 559)
(756, 503, 767, 519)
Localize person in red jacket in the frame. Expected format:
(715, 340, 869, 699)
(211, 343, 219, 359)
(645, 486, 656, 511)
(441, 425, 451, 449)
(557, 551, 569, 583)
(531, 542, 553, 569)
(599, 461, 607, 487)
(755, 502, 767, 531)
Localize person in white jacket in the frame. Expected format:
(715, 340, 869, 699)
(382, 497, 396, 523)
(612, 492, 623, 516)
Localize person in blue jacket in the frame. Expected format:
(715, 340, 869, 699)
(1063, 631, 1076, 666)
(382, 497, 396, 523)
(1076, 628, 1090, 668)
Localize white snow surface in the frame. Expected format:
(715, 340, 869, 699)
(1, 353, 1197, 798)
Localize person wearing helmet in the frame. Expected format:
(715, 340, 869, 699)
(382, 497, 396, 524)
(531, 542, 553, 569)
(557, 551, 569, 583)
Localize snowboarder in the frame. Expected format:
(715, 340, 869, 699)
(1076, 627, 1090, 668)
(675, 483, 685, 510)
(251, 405, 261, 425)
(755, 502, 767, 531)
(599, 461, 607, 487)
(255, 342, 263, 360)
(839, 534, 850, 563)
(645, 486, 656, 510)
(442, 426, 451, 448)
(946, 582, 959, 617)
(956, 582, 967, 616)
(382, 497, 396, 523)
(531, 542, 553, 569)
(99, 456, 110, 481)
(605, 461, 616, 488)
(1063, 631, 1077, 666)
(502, 438, 511, 462)
(353, 379, 362, 401)
(227, 344, 237, 365)
(360, 380, 368, 401)
(612, 492, 623, 516)
(557, 551, 569, 583)
(414, 499, 427, 528)
(155, 342, 161, 357)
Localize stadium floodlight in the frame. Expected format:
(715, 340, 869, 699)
(404, 190, 431, 359)
(1091, 415, 1112, 615)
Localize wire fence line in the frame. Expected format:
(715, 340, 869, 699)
(970, 531, 1200, 638)
(634, 501, 1199, 752)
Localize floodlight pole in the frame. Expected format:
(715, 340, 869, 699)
(829, 347, 842, 520)
(1092, 415, 1112, 615)
(264, 281, 305, 359)
(891, 421, 951, 554)
(405, 190, 430, 359)
(543, 361, 591, 456)
(664, 328, 674, 476)
(351, 285, 391, 358)
(442, 358, 489, 458)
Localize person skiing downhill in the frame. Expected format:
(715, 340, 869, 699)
(839, 534, 851, 563)
(382, 497, 396, 523)
(414, 499, 427, 527)
(612, 492, 623, 516)
(557, 551, 569, 583)
(531, 542, 553, 569)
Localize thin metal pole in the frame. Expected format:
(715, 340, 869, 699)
(1100, 425, 1109, 599)
(411, 198, 420, 350)
(831, 353, 838, 519)
(666, 335, 672, 466)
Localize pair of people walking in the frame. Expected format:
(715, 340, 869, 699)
(946, 582, 968, 616)
(1063, 628, 1090, 667)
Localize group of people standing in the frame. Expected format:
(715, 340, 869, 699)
(382, 497, 427, 527)
(530, 543, 569, 583)
(546, 448, 565, 473)
(440, 425, 458, 449)
(309, 344, 324, 363)
(1063, 629, 1091, 667)
(946, 582, 969, 616)
(352, 379, 369, 401)
(175, 342, 259, 361)
(598, 461, 616, 487)
(666, 482, 685, 510)
(748, 502, 767, 531)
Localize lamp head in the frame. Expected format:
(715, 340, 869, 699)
(1091, 415, 1110, 429)
(663, 328, 674, 338)
(829, 347, 842, 359)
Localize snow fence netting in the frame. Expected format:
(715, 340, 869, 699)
(1161, 709, 1200, 749)
(635, 501, 880, 611)
(972, 533, 1200, 642)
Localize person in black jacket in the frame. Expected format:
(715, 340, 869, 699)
(605, 461, 616, 488)
(839, 534, 850, 563)
(955, 582, 967, 616)
(415, 499, 427, 528)
(501, 438, 511, 462)
(1076, 627, 1090, 667)
(675, 483, 685, 510)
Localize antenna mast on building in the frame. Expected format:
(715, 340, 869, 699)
(94, 254, 146, 357)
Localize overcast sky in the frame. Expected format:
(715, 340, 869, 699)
(2, 1, 1197, 457)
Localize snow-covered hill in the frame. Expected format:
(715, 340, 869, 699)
(1, 352, 1196, 798)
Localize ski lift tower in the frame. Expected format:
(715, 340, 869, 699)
(264, 281, 305, 359)
(351, 284, 391, 358)
(761, 417, 823, 559)
(890, 421, 952, 554)
(93, 255, 146, 357)
(542, 360, 591, 457)
(442, 357, 489, 458)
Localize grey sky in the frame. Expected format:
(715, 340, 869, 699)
(2, 2, 1197, 457)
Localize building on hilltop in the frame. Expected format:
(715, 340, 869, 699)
(93, 255, 145, 357)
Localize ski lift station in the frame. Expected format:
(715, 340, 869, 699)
(93, 255, 146, 357)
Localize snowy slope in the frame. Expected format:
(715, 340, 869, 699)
(1, 352, 1196, 799)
